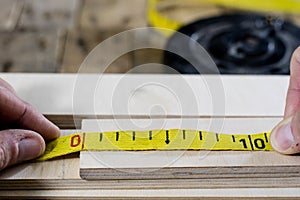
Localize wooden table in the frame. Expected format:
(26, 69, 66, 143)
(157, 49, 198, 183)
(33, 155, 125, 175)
(1, 73, 300, 199)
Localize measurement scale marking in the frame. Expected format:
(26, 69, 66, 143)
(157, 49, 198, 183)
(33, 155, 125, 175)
(37, 130, 273, 161)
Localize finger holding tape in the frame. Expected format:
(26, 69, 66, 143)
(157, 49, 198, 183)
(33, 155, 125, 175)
(271, 46, 300, 154)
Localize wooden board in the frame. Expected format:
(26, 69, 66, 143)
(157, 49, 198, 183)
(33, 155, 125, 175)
(80, 0, 147, 30)
(130, 28, 167, 73)
(0, 73, 298, 198)
(18, 0, 80, 30)
(0, 74, 288, 117)
(80, 118, 298, 180)
(3, 119, 300, 198)
(61, 29, 133, 73)
(0, 0, 24, 31)
(2, 188, 300, 199)
(0, 31, 63, 72)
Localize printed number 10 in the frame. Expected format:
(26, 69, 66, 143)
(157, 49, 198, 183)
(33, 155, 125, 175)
(239, 138, 266, 149)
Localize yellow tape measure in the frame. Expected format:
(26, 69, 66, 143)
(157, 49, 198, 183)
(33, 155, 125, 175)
(148, 0, 300, 35)
(37, 130, 272, 161)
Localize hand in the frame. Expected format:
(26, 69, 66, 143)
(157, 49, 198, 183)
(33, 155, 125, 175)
(0, 78, 60, 170)
(271, 46, 300, 154)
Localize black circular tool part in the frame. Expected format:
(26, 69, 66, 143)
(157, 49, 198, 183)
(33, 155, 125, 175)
(164, 13, 300, 74)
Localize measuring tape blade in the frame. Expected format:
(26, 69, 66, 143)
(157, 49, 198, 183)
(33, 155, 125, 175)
(37, 130, 272, 161)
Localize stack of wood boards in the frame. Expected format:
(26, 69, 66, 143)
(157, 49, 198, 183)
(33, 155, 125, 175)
(1, 73, 300, 199)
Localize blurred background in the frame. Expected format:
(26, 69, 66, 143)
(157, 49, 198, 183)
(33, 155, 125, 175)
(1, 0, 300, 74)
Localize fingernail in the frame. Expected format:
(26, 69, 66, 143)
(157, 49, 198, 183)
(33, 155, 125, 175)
(18, 138, 44, 161)
(271, 120, 294, 152)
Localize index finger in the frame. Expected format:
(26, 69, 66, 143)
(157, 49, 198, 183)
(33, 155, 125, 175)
(0, 84, 60, 141)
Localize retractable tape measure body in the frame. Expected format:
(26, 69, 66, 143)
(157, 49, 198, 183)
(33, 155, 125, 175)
(148, 0, 300, 34)
(37, 130, 272, 161)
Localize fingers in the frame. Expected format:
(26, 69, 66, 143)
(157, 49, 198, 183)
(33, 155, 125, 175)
(0, 129, 45, 171)
(271, 46, 300, 154)
(16, 102, 60, 141)
(284, 46, 300, 117)
(0, 78, 16, 94)
(271, 108, 300, 154)
(0, 79, 60, 170)
(0, 83, 60, 141)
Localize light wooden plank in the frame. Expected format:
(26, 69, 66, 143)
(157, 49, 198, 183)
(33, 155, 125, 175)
(18, 0, 80, 30)
(80, 0, 147, 30)
(61, 29, 133, 73)
(0, 0, 24, 30)
(0, 74, 288, 116)
(2, 177, 300, 190)
(2, 188, 300, 199)
(0, 31, 63, 72)
(79, 118, 300, 180)
(1, 119, 300, 197)
(130, 28, 167, 73)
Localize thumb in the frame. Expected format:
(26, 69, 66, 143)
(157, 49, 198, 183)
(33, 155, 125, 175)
(271, 109, 300, 154)
(0, 130, 45, 170)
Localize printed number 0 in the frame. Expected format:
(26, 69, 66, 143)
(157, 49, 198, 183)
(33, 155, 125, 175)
(70, 134, 81, 147)
(254, 138, 265, 149)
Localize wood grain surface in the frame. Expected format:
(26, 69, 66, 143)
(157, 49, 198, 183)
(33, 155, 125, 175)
(0, 74, 298, 198)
